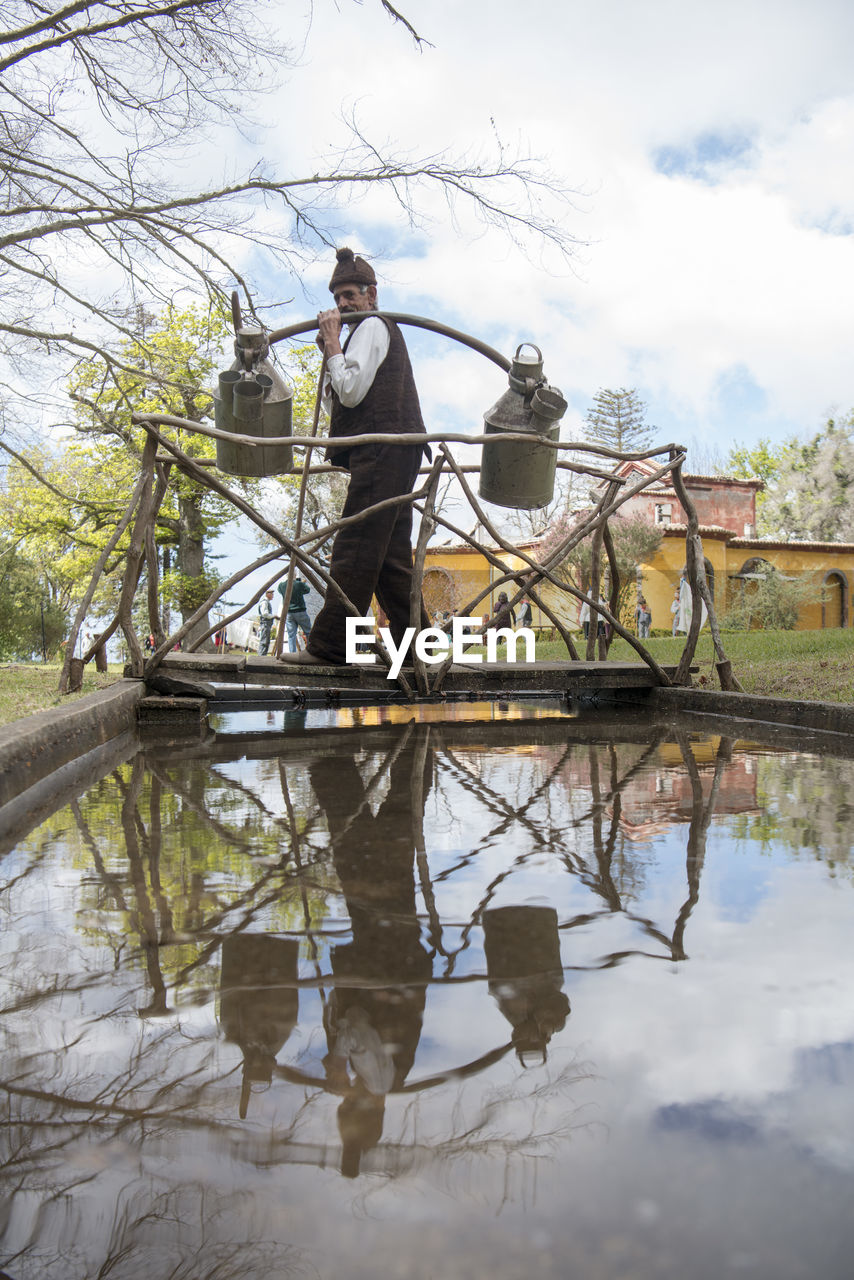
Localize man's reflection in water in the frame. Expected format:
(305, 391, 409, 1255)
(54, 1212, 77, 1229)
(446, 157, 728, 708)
(310, 737, 433, 1178)
(220, 934, 299, 1118)
(483, 906, 570, 1067)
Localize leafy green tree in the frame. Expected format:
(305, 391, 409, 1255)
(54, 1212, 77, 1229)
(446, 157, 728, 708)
(725, 437, 788, 487)
(585, 388, 654, 454)
(0, 442, 128, 622)
(724, 417, 854, 542)
(0, 537, 66, 659)
(68, 304, 244, 644)
(761, 416, 854, 542)
(723, 436, 793, 532)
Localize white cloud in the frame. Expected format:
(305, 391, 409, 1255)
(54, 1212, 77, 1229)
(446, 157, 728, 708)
(247, 0, 854, 454)
(214, 0, 854, 595)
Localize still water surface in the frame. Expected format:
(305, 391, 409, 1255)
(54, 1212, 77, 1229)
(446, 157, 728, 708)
(1, 702, 854, 1279)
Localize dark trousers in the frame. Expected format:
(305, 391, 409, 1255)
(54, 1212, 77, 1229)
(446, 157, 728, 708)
(308, 441, 429, 664)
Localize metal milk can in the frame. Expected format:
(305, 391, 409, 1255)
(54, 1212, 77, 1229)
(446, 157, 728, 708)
(214, 327, 294, 477)
(479, 344, 567, 510)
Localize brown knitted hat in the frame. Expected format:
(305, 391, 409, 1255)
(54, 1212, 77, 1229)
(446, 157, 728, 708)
(328, 246, 377, 293)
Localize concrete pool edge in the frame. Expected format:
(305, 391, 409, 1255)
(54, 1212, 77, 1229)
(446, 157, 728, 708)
(0, 679, 145, 812)
(613, 685, 854, 737)
(2, 678, 854, 828)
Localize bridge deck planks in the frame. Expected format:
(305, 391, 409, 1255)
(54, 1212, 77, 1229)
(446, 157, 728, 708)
(152, 651, 683, 694)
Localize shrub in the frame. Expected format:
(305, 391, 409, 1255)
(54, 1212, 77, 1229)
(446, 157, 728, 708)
(722, 569, 817, 631)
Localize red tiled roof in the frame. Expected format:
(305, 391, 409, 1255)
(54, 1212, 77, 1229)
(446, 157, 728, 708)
(728, 537, 854, 552)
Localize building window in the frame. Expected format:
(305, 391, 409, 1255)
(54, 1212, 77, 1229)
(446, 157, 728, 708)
(654, 503, 672, 526)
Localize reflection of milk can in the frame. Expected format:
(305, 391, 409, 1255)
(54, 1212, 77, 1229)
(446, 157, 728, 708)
(214, 327, 294, 477)
(483, 905, 570, 1065)
(220, 934, 299, 1117)
(479, 345, 567, 510)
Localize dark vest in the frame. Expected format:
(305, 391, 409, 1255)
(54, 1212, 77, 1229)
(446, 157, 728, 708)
(327, 317, 426, 467)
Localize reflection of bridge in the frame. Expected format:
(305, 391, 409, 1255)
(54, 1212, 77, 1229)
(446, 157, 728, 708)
(0, 708, 787, 1208)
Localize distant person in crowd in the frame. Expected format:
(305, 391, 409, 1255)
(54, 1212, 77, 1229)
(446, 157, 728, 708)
(490, 591, 516, 630)
(670, 587, 681, 636)
(519, 597, 533, 628)
(636, 596, 651, 639)
(258, 589, 275, 655)
(279, 573, 312, 653)
(676, 572, 707, 634)
(581, 595, 607, 641)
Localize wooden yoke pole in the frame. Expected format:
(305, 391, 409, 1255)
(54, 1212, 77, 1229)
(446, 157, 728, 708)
(273, 353, 328, 658)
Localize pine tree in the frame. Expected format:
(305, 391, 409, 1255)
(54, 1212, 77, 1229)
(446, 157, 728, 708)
(585, 388, 653, 453)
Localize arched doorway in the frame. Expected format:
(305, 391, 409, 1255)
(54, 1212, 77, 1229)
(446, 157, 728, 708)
(737, 557, 774, 579)
(821, 571, 847, 629)
(422, 567, 458, 621)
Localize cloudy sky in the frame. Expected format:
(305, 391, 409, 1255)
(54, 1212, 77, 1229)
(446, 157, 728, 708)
(246, 0, 854, 463)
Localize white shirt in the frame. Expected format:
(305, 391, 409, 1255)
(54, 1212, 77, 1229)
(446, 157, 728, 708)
(323, 315, 390, 410)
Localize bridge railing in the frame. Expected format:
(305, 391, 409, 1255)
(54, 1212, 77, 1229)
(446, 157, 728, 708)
(59, 412, 740, 697)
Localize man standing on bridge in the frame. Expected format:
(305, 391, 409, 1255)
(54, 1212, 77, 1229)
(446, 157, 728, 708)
(279, 247, 430, 666)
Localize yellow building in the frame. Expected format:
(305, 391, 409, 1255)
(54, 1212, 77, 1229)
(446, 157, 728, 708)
(423, 466, 854, 632)
(620, 463, 854, 631)
(639, 526, 854, 632)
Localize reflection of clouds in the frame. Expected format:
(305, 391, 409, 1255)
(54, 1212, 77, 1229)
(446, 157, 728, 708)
(654, 1038, 854, 1175)
(577, 860, 854, 1113)
(3, 720, 854, 1274)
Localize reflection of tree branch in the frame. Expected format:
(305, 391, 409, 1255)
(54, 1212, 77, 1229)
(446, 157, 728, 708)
(275, 1041, 515, 1096)
(411, 725, 447, 958)
(433, 733, 677, 966)
(144, 759, 260, 858)
(434, 738, 574, 877)
(0, 1077, 243, 1130)
(121, 758, 170, 1016)
(147, 775, 175, 944)
(671, 733, 731, 960)
(0, 837, 52, 897)
(278, 758, 326, 1013)
(112, 760, 285, 992)
(0, 973, 99, 1016)
(70, 796, 130, 915)
(602, 744, 625, 901)
(430, 740, 577, 973)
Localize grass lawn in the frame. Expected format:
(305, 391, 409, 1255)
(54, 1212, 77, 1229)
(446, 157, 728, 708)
(537, 628, 854, 704)
(0, 662, 124, 730)
(1, 629, 853, 729)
